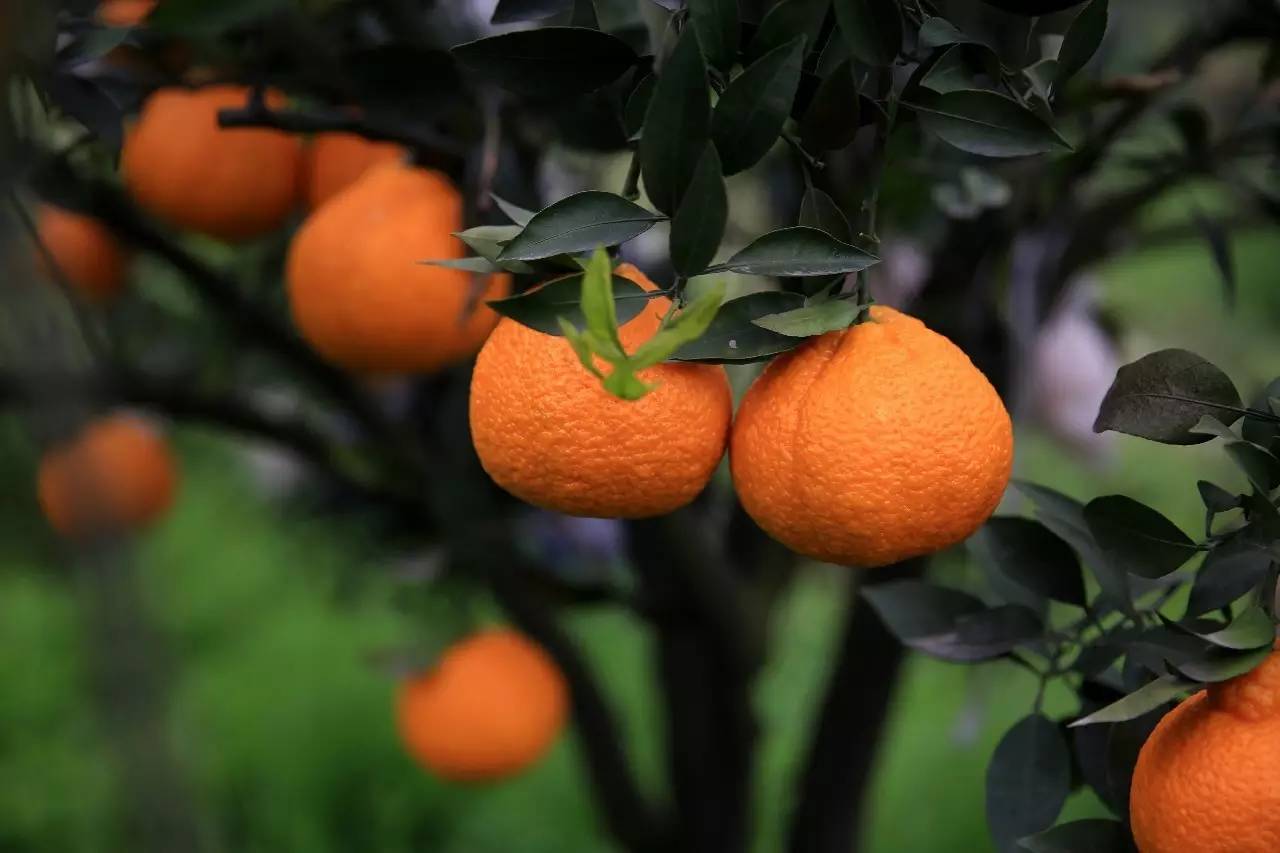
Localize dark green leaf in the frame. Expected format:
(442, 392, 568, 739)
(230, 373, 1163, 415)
(689, 0, 739, 71)
(978, 0, 1088, 13)
(498, 191, 663, 261)
(1094, 349, 1244, 445)
(1187, 535, 1269, 614)
(148, 0, 287, 34)
(705, 226, 879, 276)
(921, 44, 1002, 94)
(487, 274, 649, 335)
(452, 28, 638, 96)
(492, 195, 536, 226)
(712, 37, 806, 175)
(1055, 0, 1108, 85)
(670, 291, 807, 362)
(798, 187, 853, 243)
(1024, 59, 1060, 102)
(834, 0, 902, 67)
(640, 27, 711, 215)
(1198, 481, 1241, 515)
(752, 298, 861, 337)
(669, 145, 728, 277)
(986, 715, 1072, 853)
(972, 517, 1087, 607)
(1171, 645, 1271, 683)
(1015, 481, 1132, 613)
(419, 256, 503, 273)
(798, 60, 864, 151)
(907, 89, 1071, 157)
(1242, 379, 1280, 449)
(1019, 819, 1137, 853)
(491, 0, 571, 23)
(571, 0, 600, 28)
(1225, 440, 1280, 493)
(748, 0, 829, 61)
(624, 73, 656, 138)
(455, 224, 522, 261)
(1084, 495, 1198, 580)
(1171, 606, 1275, 651)
(918, 16, 978, 49)
(1069, 678, 1191, 727)
(629, 284, 725, 369)
(45, 72, 123, 150)
(861, 580, 986, 640)
(910, 604, 1044, 662)
(1191, 209, 1235, 309)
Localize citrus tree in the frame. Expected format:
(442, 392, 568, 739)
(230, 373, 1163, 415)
(2, 0, 1279, 851)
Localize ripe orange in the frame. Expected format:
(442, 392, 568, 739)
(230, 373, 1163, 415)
(469, 264, 733, 518)
(287, 162, 510, 374)
(37, 413, 178, 537)
(122, 86, 303, 242)
(98, 0, 157, 26)
(730, 306, 1013, 567)
(303, 132, 406, 210)
(396, 629, 568, 782)
(1130, 648, 1280, 853)
(35, 204, 129, 302)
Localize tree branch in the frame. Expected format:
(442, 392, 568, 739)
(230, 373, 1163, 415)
(786, 560, 925, 853)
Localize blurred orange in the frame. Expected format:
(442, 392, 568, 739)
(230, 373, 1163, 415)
(97, 0, 157, 27)
(36, 204, 129, 302)
(303, 132, 406, 210)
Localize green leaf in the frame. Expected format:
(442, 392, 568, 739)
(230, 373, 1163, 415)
(918, 16, 981, 49)
(602, 365, 654, 401)
(1225, 441, 1280, 493)
(862, 581, 1042, 663)
(1056, 0, 1108, 85)
(492, 195, 535, 226)
(1094, 349, 1245, 445)
(1014, 481, 1132, 613)
(921, 44, 1002, 95)
(1019, 819, 1137, 853)
(689, 0, 739, 72)
(1069, 678, 1192, 727)
(1171, 645, 1271, 683)
(907, 89, 1072, 157)
(1024, 59, 1060, 102)
(986, 715, 1072, 853)
(570, 0, 599, 28)
(834, 0, 902, 67)
(1084, 496, 1198, 580)
(798, 60, 865, 151)
(579, 247, 623, 351)
(798, 187, 853, 243)
(712, 37, 807, 175)
(640, 27, 711, 215)
(748, 0, 828, 61)
(455, 224, 522, 260)
(1242, 379, 1280, 449)
(558, 318, 606, 380)
(1187, 536, 1273, 617)
(629, 284, 726, 369)
(1197, 480, 1241, 515)
(704, 226, 879, 276)
(498, 192, 663, 261)
(910, 605, 1044, 662)
(752, 299, 861, 337)
(670, 291, 807, 363)
(451, 27, 638, 96)
(972, 517, 1087, 607)
(487, 273, 649, 335)
(1171, 606, 1276, 651)
(148, 0, 287, 34)
(670, 145, 728, 278)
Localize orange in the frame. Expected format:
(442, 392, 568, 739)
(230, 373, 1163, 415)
(303, 132, 406, 209)
(730, 306, 1013, 567)
(469, 264, 733, 518)
(122, 86, 303, 242)
(36, 204, 129, 302)
(37, 413, 178, 537)
(287, 162, 509, 374)
(396, 629, 568, 782)
(98, 0, 157, 26)
(1130, 648, 1280, 853)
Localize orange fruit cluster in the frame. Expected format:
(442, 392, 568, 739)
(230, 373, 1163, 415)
(470, 264, 733, 518)
(37, 413, 178, 538)
(1130, 647, 1280, 853)
(396, 629, 568, 782)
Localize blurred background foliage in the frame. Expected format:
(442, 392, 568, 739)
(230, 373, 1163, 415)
(1, 0, 1278, 850)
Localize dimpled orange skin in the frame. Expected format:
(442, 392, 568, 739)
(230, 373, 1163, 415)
(1130, 648, 1280, 853)
(730, 306, 1013, 568)
(396, 629, 568, 782)
(37, 414, 178, 537)
(303, 132, 406, 210)
(469, 264, 733, 518)
(98, 0, 157, 26)
(287, 162, 510, 374)
(122, 86, 303, 242)
(36, 204, 129, 302)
